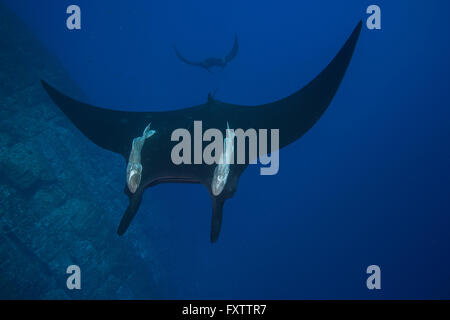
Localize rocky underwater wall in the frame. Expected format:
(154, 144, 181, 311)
(0, 3, 168, 299)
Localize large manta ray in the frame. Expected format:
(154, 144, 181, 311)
(41, 21, 362, 242)
(174, 33, 239, 73)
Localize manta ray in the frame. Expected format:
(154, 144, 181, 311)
(41, 21, 362, 242)
(174, 33, 239, 73)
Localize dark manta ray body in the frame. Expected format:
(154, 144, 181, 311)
(175, 34, 239, 73)
(42, 22, 362, 242)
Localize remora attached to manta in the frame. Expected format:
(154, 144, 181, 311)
(41, 21, 362, 242)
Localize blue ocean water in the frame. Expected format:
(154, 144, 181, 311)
(2, 0, 450, 299)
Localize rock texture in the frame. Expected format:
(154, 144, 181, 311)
(0, 3, 167, 299)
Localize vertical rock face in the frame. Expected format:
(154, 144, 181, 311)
(0, 4, 167, 299)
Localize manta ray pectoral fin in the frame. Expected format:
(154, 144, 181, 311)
(221, 20, 363, 150)
(210, 197, 225, 243)
(225, 33, 239, 64)
(41, 80, 143, 158)
(117, 187, 144, 236)
(174, 46, 202, 67)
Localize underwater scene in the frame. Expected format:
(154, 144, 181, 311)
(1, 0, 450, 300)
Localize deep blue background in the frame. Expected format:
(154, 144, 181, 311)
(3, 0, 450, 299)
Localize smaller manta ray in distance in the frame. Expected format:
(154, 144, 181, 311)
(41, 21, 362, 243)
(174, 33, 239, 73)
